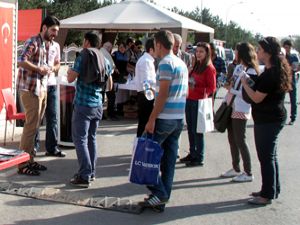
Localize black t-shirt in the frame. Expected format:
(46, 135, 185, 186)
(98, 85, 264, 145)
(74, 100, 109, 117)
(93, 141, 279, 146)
(252, 67, 287, 124)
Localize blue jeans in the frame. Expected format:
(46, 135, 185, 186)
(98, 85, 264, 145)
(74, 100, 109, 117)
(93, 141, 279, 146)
(72, 104, 103, 181)
(254, 122, 284, 199)
(147, 119, 184, 200)
(34, 85, 58, 153)
(289, 74, 297, 121)
(185, 99, 204, 162)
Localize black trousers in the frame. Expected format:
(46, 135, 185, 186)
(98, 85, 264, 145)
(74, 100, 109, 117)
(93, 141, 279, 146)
(106, 90, 116, 117)
(254, 122, 284, 199)
(136, 92, 154, 137)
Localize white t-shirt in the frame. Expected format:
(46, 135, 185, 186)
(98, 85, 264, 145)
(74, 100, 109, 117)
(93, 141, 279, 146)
(47, 41, 60, 86)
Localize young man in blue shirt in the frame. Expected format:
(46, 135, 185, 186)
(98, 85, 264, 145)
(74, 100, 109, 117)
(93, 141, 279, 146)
(67, 31, 112, 187)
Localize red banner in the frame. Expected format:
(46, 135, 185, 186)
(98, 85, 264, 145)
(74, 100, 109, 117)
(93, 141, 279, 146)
(0, 5, 14, 110)
(18, 9, 42, 41)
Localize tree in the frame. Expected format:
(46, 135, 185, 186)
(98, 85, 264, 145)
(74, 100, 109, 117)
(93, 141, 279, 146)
(19, 0, 49, 10)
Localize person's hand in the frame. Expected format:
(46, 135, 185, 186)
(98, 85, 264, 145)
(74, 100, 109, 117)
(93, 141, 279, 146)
(38, 66, 50, 76)
(223, 81, 233, 90)
(144, 119, 155, 134)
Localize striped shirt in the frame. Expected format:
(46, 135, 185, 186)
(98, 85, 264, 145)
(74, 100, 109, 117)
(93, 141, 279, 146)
(156, 54, 188, 119)
(17, 34, 48, 96)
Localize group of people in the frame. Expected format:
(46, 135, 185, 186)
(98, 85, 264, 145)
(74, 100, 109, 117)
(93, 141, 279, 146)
(15, 14, 297, 213)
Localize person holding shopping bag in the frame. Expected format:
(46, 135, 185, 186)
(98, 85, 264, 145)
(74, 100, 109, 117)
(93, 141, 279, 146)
(180, 42, 216, 167)
(221, 42, 259, 182)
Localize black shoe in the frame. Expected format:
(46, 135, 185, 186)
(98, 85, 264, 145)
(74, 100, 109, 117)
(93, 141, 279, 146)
(248, 197, 272, 206)
(251, 191, 278, 199)
(288, 120, 295, 125)
(251, 191, 261, 197)
(108, 116, 120, 121)
(45, 150, 66, 157)
(138, 195, 168, 213)
(29, 162, 47, 171)
(185, 160, 204, 167)
(70, 174, 90, 188)
(179, 154, 191, 163)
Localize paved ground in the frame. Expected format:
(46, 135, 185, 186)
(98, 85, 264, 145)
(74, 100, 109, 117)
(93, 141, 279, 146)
(1, 91, 300, 225)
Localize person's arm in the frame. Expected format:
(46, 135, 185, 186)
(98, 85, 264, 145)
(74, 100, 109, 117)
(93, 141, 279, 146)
(206, 66, 217, 96)
(67, 69, 79, 83)
(145, 80, 170, 133)
(67, 55, 81, 83)
(241, 75, 267, 103)
(18, 60, 49, 76)
(52, 44, 61, 75)
(18, 40, 49, 76)
(51, 61, 60, 74)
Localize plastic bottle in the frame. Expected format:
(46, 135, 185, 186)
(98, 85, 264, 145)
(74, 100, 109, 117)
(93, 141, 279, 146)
(143, 80, 154, 100)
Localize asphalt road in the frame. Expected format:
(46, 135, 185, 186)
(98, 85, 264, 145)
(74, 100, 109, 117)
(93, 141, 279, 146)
(1, 90, 299, 225)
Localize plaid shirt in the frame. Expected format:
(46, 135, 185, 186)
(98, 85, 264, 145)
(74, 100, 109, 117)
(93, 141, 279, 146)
(17, 34, 48, 96)
(71, 52, 112, 107)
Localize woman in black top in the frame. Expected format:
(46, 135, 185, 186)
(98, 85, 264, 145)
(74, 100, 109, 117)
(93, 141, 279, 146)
(241, 37, 291, 205)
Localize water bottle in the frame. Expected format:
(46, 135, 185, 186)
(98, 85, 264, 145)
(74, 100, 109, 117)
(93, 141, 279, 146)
(242, 71, 255, 87)
(143, 80, 154, 100)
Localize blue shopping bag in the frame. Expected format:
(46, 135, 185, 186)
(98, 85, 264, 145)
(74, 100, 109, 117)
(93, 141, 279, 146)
(129, 137, 164, 185)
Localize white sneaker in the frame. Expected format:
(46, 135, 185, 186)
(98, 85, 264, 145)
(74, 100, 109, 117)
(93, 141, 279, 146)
(232, 172, 253, 182)
(221, 169, 241, 178)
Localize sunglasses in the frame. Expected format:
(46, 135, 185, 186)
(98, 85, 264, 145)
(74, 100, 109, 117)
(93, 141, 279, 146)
(262, 38, 270, 46)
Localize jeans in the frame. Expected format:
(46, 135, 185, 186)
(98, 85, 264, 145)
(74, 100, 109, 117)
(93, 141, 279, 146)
(227, 118, 252, 175)
(289, 74, 297, 121)
(147, 119, 184, 200)
(185, 99, 204, 162)
(35, 86, 58, 153)
(254, 122, 284, 199)
(137, 92, 154, 137)
(72, 104, 103, 181)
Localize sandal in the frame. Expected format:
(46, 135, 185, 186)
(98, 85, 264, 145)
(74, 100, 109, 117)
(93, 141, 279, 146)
(18, 166, 40, 176)
(29, 162, 47, 171)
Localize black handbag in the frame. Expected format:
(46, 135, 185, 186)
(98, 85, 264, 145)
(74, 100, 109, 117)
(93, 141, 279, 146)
(214, 81, 241, 133)
(214, 102, 233, 133)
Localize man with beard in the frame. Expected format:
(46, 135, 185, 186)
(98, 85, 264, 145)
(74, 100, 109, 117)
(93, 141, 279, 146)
(16, 16, 60, 176)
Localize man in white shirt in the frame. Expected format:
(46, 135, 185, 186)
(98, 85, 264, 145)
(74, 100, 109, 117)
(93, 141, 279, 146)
(35, 40, 66, 157)
(135, 38, 156, 137)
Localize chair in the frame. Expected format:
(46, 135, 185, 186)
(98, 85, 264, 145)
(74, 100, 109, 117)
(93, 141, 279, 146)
(1, 88, 25, 145)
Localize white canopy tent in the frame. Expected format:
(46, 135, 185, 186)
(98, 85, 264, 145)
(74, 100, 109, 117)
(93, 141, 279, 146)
(59, 0, 214, 49)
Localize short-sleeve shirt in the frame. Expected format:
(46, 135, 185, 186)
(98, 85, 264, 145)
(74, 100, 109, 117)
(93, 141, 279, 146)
(47, 41, 60, 86)
(156, 54, 189, 120)
(251, 67, 287, 124)
(71, 53, 111, 107)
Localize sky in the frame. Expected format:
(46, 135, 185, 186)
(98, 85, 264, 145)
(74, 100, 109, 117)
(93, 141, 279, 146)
(152, 0, 299, 38)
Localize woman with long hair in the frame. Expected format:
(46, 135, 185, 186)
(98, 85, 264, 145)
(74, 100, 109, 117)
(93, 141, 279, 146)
(180, 42, 216, 167)
(241, 37, 291, 205)
(221, 42, 259, 182)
